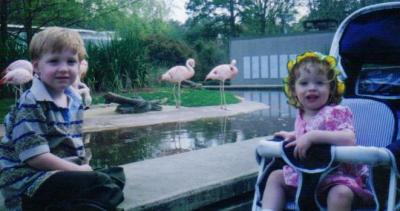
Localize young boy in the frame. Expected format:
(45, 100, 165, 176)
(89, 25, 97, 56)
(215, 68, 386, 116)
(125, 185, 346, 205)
(0, 27, 123, 210)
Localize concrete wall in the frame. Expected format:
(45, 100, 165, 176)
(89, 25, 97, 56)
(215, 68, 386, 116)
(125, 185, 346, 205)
(229, 32, 335, 85)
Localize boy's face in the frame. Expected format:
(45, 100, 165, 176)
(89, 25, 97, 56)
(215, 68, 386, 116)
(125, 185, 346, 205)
(34, 50, 79, 95)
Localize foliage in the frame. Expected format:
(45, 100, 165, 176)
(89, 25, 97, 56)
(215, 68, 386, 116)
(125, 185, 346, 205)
(303, 0, 397, 24)
(240, 0, 298, 35)
(144, 35, 196, 67)
(190, 39, 228, 81)
(85, 30, 149, 92)
(0, 98, 16, 123)
(186, 0, 249, 38)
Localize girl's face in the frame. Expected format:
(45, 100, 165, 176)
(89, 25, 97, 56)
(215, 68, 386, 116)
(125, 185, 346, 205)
(294, 68, 330, 115)
(34, 49, 79, 96)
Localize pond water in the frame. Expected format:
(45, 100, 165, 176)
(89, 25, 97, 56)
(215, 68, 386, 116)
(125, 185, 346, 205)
(87, 90, 296, 168)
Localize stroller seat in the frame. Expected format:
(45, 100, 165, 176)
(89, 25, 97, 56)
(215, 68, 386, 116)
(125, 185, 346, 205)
(252, 98, 398, 210)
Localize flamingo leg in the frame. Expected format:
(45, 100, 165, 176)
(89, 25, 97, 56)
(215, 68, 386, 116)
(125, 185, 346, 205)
(219, 81, 223, 109)
(222, 81, 227, 110)
(172, 84, 178, 108)
(177, 82, 181, 108)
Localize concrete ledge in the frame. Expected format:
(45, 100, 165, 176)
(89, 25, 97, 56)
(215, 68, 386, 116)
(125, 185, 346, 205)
(119, 137, 267, 210)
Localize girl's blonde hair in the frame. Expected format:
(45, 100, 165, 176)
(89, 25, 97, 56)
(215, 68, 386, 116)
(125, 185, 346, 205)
(283, 52, 345, 108)
(29, 27, 87, 61)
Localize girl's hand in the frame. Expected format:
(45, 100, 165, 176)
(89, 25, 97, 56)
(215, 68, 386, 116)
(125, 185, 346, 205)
(78, 164, 93, 171)
(274, 131, 295, 142)
(285, 132, 313, 160)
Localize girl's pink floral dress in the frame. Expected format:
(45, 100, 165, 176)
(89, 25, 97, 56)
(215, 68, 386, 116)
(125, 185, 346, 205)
(282, 105, 373, 202)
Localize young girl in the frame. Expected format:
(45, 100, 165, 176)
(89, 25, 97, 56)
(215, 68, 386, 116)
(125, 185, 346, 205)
(261, 52, 372, 211)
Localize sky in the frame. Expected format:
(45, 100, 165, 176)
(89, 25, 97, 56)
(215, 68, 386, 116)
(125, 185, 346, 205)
(168, 0, 189, 23)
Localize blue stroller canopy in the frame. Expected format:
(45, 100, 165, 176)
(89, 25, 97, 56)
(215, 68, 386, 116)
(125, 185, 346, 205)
(330, 2, 400, 101)
(340, 9, 400, 65)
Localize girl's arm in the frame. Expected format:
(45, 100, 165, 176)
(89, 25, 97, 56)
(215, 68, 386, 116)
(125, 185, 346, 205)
(305, 129, 356, 146)
(285, 129, 355, 159)
(26, 152, 92, 171)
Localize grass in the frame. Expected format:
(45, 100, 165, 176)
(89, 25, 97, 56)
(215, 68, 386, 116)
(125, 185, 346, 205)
(0, 87, 240, 122)
(93, 87, 240, 107)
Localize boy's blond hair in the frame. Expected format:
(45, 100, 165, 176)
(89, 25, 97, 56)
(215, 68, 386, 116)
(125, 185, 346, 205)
(29, 27, 87, 61)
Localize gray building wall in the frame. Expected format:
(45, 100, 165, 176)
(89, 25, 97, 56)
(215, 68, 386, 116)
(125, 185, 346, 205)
(229, 32, 335, 85)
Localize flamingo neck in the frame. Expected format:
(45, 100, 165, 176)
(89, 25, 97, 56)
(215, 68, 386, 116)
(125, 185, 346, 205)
(186, 64, 195, 75)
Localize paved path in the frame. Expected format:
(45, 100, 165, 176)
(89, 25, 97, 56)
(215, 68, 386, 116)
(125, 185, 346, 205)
(119, 136, 268, 210)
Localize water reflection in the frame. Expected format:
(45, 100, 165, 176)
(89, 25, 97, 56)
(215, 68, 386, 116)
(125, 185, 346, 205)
(87, 90, 295, 168)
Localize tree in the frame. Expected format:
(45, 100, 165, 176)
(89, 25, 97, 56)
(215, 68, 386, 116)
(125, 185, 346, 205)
(304, 0, 395, 24)
(0, 0, 9, 66)
(186, 0, 249, 38)
(241, 0, 297, 35)
(4, 0, 148, 46)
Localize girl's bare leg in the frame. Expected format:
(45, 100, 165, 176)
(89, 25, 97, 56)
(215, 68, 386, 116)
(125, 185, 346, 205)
(261, 170, 286, 210)
(327, 185, 354, 211)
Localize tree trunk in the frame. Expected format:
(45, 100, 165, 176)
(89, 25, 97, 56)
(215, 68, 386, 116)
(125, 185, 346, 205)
(22, 0, 34, 47)
(229, 0, 236, 37)
(260, 0, 267, 34)
(0, 0, 8, 67)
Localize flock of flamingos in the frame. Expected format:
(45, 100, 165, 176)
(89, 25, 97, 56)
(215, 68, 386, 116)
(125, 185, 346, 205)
(0, 58, 239, 110)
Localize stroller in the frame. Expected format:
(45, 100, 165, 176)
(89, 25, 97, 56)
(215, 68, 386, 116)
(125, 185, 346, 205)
(252, 2, 400, 210)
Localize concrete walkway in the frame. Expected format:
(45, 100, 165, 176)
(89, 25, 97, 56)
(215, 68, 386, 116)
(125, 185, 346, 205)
(119, 136, 268, 210)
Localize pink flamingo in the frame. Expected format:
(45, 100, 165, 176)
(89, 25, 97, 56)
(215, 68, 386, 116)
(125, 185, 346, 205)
(72, 59, 92, 107)
(0, 60, 34, 98)
(5, 60, 33, 74)
(205, 60, 239, 110)
(161, 58, 195, 108)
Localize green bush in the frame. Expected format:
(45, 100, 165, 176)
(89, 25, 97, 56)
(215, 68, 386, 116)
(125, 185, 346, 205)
(85, 31, 150, 92)
(144, 35, 196, 67)
(191, 39, 228, 82)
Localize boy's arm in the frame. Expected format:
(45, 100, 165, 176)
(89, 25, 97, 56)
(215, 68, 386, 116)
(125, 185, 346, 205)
(26, 152, 92, 171)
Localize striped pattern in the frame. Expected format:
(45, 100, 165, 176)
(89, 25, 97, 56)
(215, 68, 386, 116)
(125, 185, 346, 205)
(0, 78, 85, 210)
(342, 98, 397, 147)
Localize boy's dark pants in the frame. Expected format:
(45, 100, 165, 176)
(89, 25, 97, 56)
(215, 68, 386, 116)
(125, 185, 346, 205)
(22, 170, 124, 211)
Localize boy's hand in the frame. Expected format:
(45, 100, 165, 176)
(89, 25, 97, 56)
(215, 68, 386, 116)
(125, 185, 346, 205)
(274, 131, 295, 142)
(285, 132, 313, 160)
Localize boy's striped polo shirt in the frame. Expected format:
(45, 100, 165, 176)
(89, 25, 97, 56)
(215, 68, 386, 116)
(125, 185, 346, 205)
(0, 77, 85, 210)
